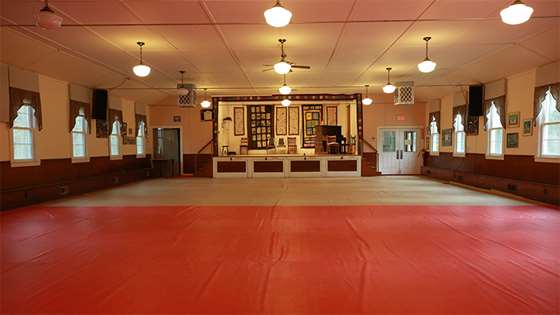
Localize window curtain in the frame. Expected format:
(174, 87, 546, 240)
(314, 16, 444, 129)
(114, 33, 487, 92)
(9, 87, 42, 130)
(135, 114, 147, 137)
(452, 105, 467, 131)
(69, 100, 91, 133)
(429, 111, 440, 132)
(534, 82, 559, 125)
(484, 96, 506, 130)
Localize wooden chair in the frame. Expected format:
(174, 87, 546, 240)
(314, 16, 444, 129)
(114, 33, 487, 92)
(326, 135, 340, 154)
(287, 137, 297, 154)
(240, 138, 248, 155)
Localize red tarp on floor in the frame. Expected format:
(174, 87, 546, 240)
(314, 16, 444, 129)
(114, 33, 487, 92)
(1, 205, 559, 314)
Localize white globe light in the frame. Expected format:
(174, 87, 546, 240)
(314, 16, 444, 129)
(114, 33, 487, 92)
(417, 59, 437, 73)
(200, 100, 212, 109)
(264, 2, 292, 28)
(383, 84, 396, 94)
(279, 84, 292, 95)
(273, 61, 291, 75)
(37, 8, 63, 29)
(362, 97, 373, 106)
(281, 99, 291, 107)
(500, 1, 533, 25)
(133, 64, 151, 77)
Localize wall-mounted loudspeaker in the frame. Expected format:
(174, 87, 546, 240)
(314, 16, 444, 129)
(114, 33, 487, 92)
(468, 85, 484, 116)
(92, 89, 108, 120)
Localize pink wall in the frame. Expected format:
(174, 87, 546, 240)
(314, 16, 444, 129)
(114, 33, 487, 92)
(362, 94, 427, 152)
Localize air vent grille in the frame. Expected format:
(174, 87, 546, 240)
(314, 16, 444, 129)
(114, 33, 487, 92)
(394, 82, 415, 105)
(177, 83, 196, 107)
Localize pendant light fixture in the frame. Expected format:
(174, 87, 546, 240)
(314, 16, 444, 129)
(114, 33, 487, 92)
(132, 42, 151, 77)
(264, 0, 292, 28)
(500, 0, 533, 25)
(36, 0, 63, 29)
(279, 74, 292, 95)
(417, 37, 437, 73)
(281, 98, 291, 107)
(200, 88, 211, 109)
(362, 85, 373, 106)
(382, 67, 396, 94)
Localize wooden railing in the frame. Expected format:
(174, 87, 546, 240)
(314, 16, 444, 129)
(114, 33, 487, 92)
(193, 139, 214, 176)
(359, 136, 377, 153)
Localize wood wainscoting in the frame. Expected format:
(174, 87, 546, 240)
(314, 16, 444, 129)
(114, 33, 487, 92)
(422, 152, 559, 204)
(1, 155, 154, 210)
(183, 154, 213, 177)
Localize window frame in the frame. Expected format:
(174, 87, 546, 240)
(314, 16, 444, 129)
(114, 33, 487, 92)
(10, 104, 40, 167)
(453, 113, 466, 157)
(71, 112, 89, 163)
(136, 120, 146, 158)
(536, 88, 560, 162)
(485, 102, 504, 160)
(429, 117, 439, 156)
(109, 119, 123, 160)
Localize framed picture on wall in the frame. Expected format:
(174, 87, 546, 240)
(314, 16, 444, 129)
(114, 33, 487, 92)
(326, 106, 337, 125)
(276, 106, 287, 135)
(234, 107, 245, 136)
(200, 109, 213, 121)
(288, 106, 299, 135)
(522, 118, 533, 136)
(507, 132, 519, 148)
(507, 112, 520, 127)
(442, 128, 453, 147)
(95, 119, 108, 138)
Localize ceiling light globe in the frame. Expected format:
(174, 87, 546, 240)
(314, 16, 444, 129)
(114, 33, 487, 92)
(417, 59, 437, 73)
(500, 1, 533, 25)
(37, 9, 63, 29)
(273, 61, 291, 75)
(281, 99, 291, 107)
(279, 84, 292, 95)
(383, 84, 396, 94)
(362, 97, 373, 106)
(133, 64, 151, 77)
(264, 4, 292, 28)
(200, 100, 212, 109)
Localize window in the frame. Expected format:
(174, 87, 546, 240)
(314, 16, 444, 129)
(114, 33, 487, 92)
(453, 113, 466, 156)
(486, 101, 504, 157)
(72, 108, 88, 160)
(430, 116, 439, 154)
(537, 88, 560, 157)
(12, 104, 36, 162)
(110, 119, 121, 157)
(136, 120, 145, 156)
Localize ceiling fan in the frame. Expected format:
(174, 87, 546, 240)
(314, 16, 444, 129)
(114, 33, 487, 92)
(263, 39, 311, 74)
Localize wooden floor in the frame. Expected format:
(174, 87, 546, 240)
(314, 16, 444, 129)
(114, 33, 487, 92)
(2, 176, 558, 314)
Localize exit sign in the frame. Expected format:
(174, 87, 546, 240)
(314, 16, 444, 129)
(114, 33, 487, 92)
(396, 115, 406, 121)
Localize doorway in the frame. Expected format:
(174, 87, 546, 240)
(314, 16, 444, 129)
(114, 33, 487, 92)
(378, 127, 422, 175)
(153, 128, 182, 176)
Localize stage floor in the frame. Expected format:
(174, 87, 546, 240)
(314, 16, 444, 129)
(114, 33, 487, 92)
(1, 177, 558, 314)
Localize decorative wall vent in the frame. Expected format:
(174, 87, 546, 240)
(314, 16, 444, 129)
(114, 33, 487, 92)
(177, 83, 196, 107)
(394, 81, 415, 105)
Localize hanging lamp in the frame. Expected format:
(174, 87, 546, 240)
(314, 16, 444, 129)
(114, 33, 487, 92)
(132, 42, 151, 77)
(279, 74, 292, 95)
(500, 0, 533, 25)
(382, 67, 396, 94)
(362, 85, 373, 106)
(264, 0, 292, 28)
(417, 37, 437, 73)
(200, 88, 211, 109)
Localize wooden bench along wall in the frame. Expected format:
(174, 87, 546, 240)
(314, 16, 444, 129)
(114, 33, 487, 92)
(1, 155, 155, 210)
(422, 152, 560, 204)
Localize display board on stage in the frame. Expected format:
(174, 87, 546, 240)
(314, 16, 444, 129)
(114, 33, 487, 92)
(248, 105, 274, 149)
(302, 105, 323, 148)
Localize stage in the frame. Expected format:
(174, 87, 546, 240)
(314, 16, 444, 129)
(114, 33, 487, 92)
(213, 154, 362, 178)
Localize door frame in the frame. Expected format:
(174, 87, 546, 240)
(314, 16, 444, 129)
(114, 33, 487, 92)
(377, 125, 424, 175)
(151, 125, 184, 175)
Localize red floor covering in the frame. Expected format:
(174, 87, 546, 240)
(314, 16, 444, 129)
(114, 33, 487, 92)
(1, 205, 559, 314)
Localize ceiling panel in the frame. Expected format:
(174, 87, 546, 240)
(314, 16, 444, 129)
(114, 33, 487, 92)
(350, 0, 433, 20)
(51, 1, 141, 24)
(122, 0, 210, 24)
